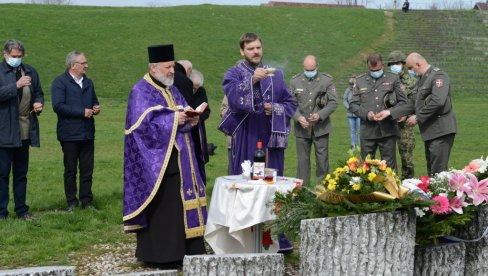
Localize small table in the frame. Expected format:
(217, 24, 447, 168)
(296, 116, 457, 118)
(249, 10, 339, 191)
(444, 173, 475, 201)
(204, 175, 301, 254)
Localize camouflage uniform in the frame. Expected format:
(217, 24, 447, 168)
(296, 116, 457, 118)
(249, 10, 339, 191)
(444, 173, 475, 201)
(387, 51, 417, 179)
(397, 72, 417, 179)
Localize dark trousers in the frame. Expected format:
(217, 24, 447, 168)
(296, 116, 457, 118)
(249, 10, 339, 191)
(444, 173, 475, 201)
(0, 140, 30, 217)
(425, 134, 455, 176)
(61, 140, 94, 207)
(361, 136, 398, 172)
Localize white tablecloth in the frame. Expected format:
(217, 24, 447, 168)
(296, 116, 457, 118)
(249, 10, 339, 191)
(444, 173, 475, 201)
(204, 175, 300, 254)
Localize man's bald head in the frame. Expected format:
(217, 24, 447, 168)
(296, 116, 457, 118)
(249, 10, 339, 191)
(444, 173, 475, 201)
(406, 52, 430, 76)
(178, 59, 192, 77)
(303, 55, 318, 71)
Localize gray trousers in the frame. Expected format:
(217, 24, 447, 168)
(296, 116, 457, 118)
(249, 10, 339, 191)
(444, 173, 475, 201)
(360, 135, 398, 172)
(425, 134, 455, 176)
(296, 134, 329, 186)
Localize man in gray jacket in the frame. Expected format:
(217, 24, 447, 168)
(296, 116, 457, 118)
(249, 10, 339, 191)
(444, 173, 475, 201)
(0, 39, 44, 220)
(378, 52, 456, 175)
(290, 55, 338, 185)
(349, 53, 407, 171)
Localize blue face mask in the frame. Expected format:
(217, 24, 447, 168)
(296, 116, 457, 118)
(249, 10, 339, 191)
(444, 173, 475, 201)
(370, 69, 383, 79)
(408, 69, 417, 78)
(304, 70, 317, 79)
(6, 57, 22, 68)
(390, 64, 403, 75)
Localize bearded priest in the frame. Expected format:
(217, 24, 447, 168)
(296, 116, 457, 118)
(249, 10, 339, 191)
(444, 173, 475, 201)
(123, 44, 207, 269)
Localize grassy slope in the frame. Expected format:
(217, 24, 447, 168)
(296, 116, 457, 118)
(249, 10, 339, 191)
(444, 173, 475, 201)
(0, 3, 485, 268)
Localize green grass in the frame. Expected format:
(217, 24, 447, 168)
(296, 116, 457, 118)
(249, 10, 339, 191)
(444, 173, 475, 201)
(0, 3, 487, 269)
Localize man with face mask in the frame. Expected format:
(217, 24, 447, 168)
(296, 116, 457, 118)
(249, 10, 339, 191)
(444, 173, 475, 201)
(349, 53, 407, 171)
(406, 53, 456, 176)
(387, 50, 417, 179)
(290, 55, 338, 185)
(0, 39, 44, 221)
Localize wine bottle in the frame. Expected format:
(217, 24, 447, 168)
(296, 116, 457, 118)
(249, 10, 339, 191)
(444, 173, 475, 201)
(253, 140, 265, 179)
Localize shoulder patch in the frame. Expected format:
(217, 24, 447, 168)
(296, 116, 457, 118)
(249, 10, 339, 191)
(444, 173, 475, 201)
(433, 67, 441, 71)
(435, 79, 443, 87)
(356, 73, 367, 78)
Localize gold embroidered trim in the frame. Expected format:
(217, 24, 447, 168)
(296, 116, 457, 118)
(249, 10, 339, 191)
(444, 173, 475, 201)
(124, 224, 144, 231)
(125, 105, 165, 135)
(186, 227, 205, 239)
(183, 134, 206, 237)
(123, 77, 179, 222)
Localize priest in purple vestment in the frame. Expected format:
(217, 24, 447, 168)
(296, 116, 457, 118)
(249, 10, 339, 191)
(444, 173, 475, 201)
(220, 32, 296, 177)
(219, 32, 297, 253)
(123, 44, 207, 269)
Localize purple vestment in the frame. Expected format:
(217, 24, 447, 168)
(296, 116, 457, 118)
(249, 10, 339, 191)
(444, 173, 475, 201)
(123, 74, 207, 239)
(220, 61, 296, 176)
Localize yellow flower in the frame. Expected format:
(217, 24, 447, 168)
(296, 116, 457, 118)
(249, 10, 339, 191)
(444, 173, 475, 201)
(385, 167, 396, 176)
(368, 173, 377, 182)
(352, 184, 361, 191)
(357, 168, 364, 174)
(327, 181, 336, 191)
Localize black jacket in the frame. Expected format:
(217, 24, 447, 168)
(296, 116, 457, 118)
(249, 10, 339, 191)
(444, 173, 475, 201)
(51, 71, 99, 141)
(0, 62, 44, 147)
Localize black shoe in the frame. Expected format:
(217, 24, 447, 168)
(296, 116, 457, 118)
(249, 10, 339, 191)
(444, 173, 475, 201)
(18, 213, 39, 221)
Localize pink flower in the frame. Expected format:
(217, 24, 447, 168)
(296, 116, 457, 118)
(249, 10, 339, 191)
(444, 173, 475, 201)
(430, 195, 450, 214)
(449, 195, 469, 214)
(464, 160, 480, 173)
(466, 178, 488, 206)
(449, 172, 470, 197)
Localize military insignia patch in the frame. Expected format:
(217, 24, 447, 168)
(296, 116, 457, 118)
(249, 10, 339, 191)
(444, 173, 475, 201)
(435, 79, 443, 87)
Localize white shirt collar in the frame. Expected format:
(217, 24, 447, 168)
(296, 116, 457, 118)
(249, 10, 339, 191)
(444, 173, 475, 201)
(70, 73, 84, 88)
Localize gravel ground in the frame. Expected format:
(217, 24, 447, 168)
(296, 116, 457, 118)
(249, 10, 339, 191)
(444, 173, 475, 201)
(70, 238, 299, 275)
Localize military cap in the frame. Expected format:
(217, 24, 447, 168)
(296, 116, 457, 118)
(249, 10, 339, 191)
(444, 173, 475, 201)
(383, 91, 397, 108)
(387, 50, 406, 65)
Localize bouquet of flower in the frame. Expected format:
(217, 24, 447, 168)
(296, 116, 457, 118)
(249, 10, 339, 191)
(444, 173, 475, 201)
(269, 150, 428, 241)
(404, 170, 488, 245)
(316, 151, 409, 203)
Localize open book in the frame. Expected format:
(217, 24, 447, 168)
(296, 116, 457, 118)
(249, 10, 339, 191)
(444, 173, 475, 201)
(185, 102, 208, 117)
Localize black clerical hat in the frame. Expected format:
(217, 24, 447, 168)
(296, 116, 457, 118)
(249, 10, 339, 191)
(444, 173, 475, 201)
(147, 44, 174, 63)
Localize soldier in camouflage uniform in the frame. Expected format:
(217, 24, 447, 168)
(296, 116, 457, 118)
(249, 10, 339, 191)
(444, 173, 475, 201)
(349, 53, 408, 171)
(387, 50, 417, 179)
(290, 55, 338, 185)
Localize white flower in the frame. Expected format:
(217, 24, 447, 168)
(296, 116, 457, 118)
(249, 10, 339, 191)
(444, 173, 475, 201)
(349, 176, 362, 186)
(414, 207, 426, 217)
(477, 156, 488, 173)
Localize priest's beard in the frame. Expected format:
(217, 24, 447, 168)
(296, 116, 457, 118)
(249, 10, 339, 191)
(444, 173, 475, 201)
(154, 71, 174, 86)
